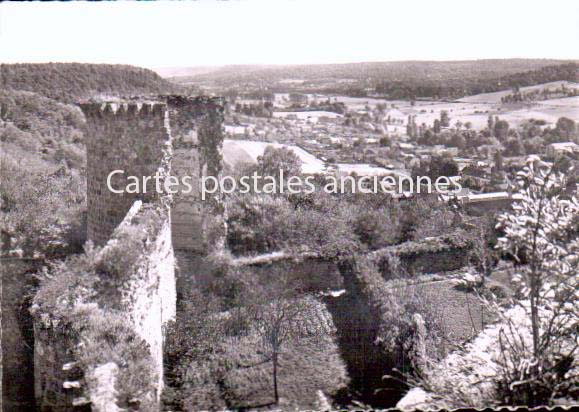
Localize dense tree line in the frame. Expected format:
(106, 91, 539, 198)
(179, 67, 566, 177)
(374, 63, 577, 100)
(0, 63, 179, 103)
(181, 59, 571, 86)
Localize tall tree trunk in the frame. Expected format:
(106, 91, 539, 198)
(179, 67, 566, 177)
(272, 351, 279, 404)
(530, 287, 540, 357)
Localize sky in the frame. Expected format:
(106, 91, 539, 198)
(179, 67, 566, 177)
(0, 0, 577, 70)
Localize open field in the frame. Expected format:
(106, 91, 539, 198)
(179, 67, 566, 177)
(223, 138, 327, 174)
(393, 87, 577, 130)
(536, 95, 579, 107)
(408, 102, 496, 130)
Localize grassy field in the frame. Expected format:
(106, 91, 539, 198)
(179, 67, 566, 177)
(402, 90, 578, 131)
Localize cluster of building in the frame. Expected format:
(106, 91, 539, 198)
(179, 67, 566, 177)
(222, 93, 578, 207)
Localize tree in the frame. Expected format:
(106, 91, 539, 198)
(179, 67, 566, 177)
(468, 216, 498, 287)
(504, 138, 525, 156)
(554, 117, 576, 140)
(440, 111, 450, 128)
(379, 136, 391, 147)
(407, 115, 417, 139)
(257, 146, 302, 180)
(433, 119, 441, 134)
(488, 115, 495, 134)
(494, 151, 504, 171)
(252, 277, 325, 404)
(494, 119, 510, 141)
(450, 133, 466, 150)
(495, 156, 578, 405)
(428, 155, 459, 178)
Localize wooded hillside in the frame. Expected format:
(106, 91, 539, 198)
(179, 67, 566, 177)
(0, 63, 178, 103)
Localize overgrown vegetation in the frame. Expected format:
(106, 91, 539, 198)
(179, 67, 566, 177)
(494, 157, 578, 406)
(225, 147, 464, 258)
(164, 260, 348, 410)
(1, 82, 90, 258)
(32, 245, 159, 411)
(405, 157, 578, 408)
(0, 155, 86, 258)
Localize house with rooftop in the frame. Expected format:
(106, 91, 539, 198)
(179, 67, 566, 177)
(546, 142, 579, 157)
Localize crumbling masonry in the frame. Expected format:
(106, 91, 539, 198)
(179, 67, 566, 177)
(32, 96, 225, 411)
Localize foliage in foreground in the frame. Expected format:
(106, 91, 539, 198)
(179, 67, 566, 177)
(163, 292, 348, 410)
(405, 157, 578, 408)
(494, 156, 578, 406)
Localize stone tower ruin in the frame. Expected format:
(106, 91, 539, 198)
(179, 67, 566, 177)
(165, 96, 226, 252)
(30, 96, 226, 411)
(81, 101, 171, 246)
(80, 96, 225, 252)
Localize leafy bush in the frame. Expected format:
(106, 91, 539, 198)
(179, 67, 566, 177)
(408, 304, 577, 409)
(226, 188, 461, 259)
(494, 157, 578, 406)
(226, 192, 363, 259)
(353, 207, 403, 249)
(398, 196, 460, 242)
(163, 290, 226, 410)
(405, 157, 578, 408)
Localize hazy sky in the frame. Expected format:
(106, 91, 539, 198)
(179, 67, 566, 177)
(0, 0, 577, 69)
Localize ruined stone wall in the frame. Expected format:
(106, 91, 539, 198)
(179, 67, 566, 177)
(209, 232, 472, 295)
(97, 201, 176, 399)
(32, 200, 176, 411)
(33, 323, 79, 411)
(240, 257, 342, 292)
(372, 232, 473, 278)
(31, 96, 227, 411)
(81, 102, 171, 246)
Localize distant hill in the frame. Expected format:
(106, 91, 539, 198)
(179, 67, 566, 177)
(168, 59, 578, 99)
(0, 63, 179, 103)
(169, 59, 572, 82)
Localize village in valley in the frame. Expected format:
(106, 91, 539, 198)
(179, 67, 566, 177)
(194, 77, 579, 205)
